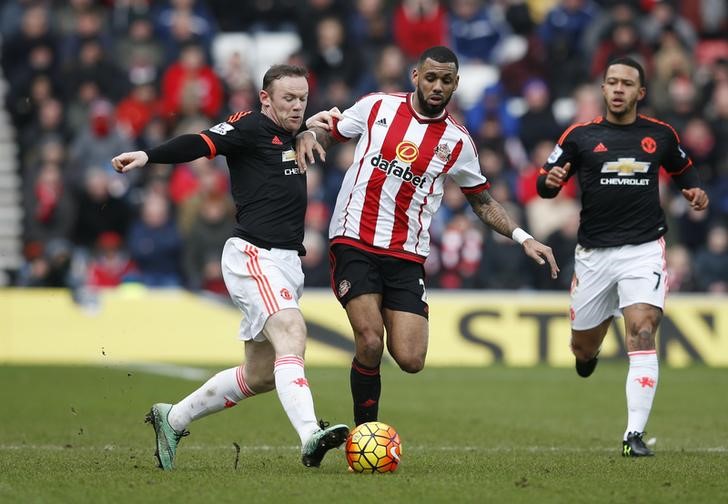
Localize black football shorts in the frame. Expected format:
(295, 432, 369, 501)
(329, 243, 428, 319)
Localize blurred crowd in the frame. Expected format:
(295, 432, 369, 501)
(3, 0, 728, 297)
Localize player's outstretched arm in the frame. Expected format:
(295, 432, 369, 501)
(111, 151, 148, 173)
(112, 134, 212, 173)
(466, 190, 559, 279)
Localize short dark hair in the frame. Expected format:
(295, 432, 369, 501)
(604, 57, 646, 87)
(262, 64, 308, 92)
(418, 46, 459, 71)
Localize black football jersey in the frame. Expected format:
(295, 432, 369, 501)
(542, 114, 693, 248)
(200, 111, 306, 254)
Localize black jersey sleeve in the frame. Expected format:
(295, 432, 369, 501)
(661, 125, 701, 189)
(144, 134, 211, 164)
(200, 111, 258, 157)
(536, 127, 579, 198)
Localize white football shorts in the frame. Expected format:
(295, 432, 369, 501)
(570, 237, 667, 331)
(221, 237, 304, 341)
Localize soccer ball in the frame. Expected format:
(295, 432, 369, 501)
(345, 421, 402, 473)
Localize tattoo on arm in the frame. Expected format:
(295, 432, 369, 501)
(309, 126, 336, 150)
(465, 190, 517, 238)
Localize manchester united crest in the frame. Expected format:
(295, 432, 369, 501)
(641, 136, 656, 154)
(434, 143, 451, 162)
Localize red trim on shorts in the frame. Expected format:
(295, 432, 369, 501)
(199, 133, 216, 158)
(330, 236, 426, 264)
(328, 248, 337, 294)
(243, 245, 280, 314)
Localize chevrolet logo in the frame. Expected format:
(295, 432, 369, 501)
(600, 158, 651, 176)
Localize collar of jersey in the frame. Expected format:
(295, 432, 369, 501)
(406, 93, 449, 123)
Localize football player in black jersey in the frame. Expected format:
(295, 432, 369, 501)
(112, 65, 348, 470)
(537, 57, 709, 457)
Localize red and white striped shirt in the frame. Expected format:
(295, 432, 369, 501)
(329, 92, 489, 263)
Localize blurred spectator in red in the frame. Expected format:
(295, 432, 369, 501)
(160, 42, 223, 120)
(24, 162, 75, 244)
(116, 83, 161, 140)
(393, 0, 448, 61)
(86, 232, 137, 288)
(436, 214, 484, 289)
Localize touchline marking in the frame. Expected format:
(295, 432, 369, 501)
(1, 444, 726, 453)
(112, 362, 211, 381)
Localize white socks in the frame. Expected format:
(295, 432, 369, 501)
(166, 356, 319, 446)
(274, 355, 319, 445)
(168, 366, 255, 431)
(624, 350, 659, 440)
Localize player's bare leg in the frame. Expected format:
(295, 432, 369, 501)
(383, 308, 428, 373)
(571, 317, 612, 377)
(264, 308, 349, 467)
(345, 293, 385, 425)
(621, 303, 661, 457)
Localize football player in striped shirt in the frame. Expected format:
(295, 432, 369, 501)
(297, 46, 559, 428)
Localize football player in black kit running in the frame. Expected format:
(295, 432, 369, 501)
(111, 65, 348, 470)
(537, 57, 709, 457)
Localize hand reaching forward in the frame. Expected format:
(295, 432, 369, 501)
(544, 162, 571, 189)
(111, 151, 149, 173)
(681, 188, 709, 211)
(523, 238, 560, 279)
(306, 106, 342, 131)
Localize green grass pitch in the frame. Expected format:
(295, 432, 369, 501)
(1, 364, 726, 503)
